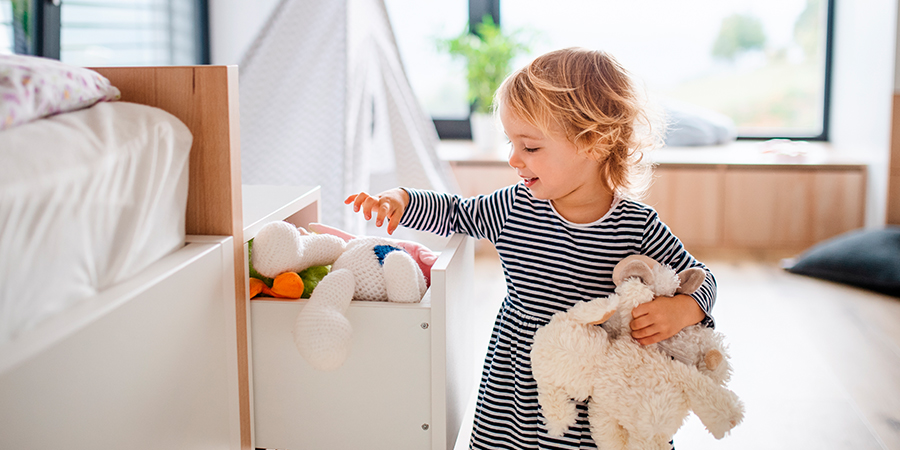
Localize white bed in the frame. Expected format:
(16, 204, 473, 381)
(0, 65, 248, 449)
(0, 61, 478, 450)
(0, 101, 191, 345)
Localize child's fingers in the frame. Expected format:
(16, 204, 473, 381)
(351, 194, 377, 219)
(629, 313, 652, 333)
(349, 192, 374, 213)
(345, 191, 405, 234)
(631, 312, 679, 345)
(631, 301, 652, 318)
(630, 304, 664, 345)
(374, 202, 390, 227)
(633, 329, 664, 346)
(362, 197, 380, 220)
(386, 209, 403, 235)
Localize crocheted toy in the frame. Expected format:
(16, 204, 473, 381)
(531, 255, 743, 450)
(251, 221, 429, 371)
(248, 237, 331, 299)
(307, 222, 438, 286)
(249, 272, 305, 299)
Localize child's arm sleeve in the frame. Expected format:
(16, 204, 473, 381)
(641, 211, 718, 328)
(398, 185, 517, 243)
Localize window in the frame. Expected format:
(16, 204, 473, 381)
(386, 0, 833, 140)
(1, 0, 41, 56)
(0, 3, 10, 53)
(1, 0, 208, 66)
(384, 0, 470, 137)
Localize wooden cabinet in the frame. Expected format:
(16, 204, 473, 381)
(716, 168, 866, 249)
(644, 149, 867, 253)
(643, 166, 723, 248)
(810, 169, 867, 242)
(721, 168, 814, 248)
(889, 93, 900, 224)
(441, 141, 868, 254)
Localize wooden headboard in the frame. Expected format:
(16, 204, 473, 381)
(92, 66, 243, 237)
(92, 66, 250, 449)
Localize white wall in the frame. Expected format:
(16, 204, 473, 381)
(209, 0, 284, 65)
(208, 0, 900, 227)
(829, 0, 898, 227)
(897, 2, 900, 92)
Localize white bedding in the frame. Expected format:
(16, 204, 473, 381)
(0, 102, 192, 345)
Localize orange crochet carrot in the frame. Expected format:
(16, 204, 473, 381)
(250, 272, 304, 300)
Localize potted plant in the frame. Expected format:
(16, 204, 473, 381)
(439, 16, 531, 153)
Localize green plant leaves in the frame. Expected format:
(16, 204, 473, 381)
(437, 15, 531, 114)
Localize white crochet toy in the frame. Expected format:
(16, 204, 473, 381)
(252, 221, 428, 371)
(531, 255, 743, 450)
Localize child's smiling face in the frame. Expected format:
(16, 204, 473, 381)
(500, 104, 609, 221)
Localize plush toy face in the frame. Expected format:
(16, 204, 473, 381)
(332, 237, 426, 302)
(602, 255, 706, 336)
(308, 222, 437, 286)
(612, 254, 705, 298)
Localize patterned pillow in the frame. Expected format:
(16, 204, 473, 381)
(0, 53, 121, 131)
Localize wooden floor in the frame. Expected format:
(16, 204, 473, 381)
(465, 247, 900, 450)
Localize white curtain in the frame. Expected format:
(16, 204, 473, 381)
(239, 0, 458, 235)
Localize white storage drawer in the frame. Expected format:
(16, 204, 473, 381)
(252, 299, 433, 448)
(243, 185, 478, 450)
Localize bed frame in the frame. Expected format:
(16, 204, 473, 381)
(0, 66, 250, 449)
(0, 65, 479, 450)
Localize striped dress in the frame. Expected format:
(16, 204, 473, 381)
(400, 183, 717, 450)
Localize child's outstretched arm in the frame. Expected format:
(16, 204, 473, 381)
(629, 294, 705, 346)
(345, 188, 410, 235)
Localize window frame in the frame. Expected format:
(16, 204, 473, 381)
(433, 0, 499, 140)
(12, 0, 210, 65)
(434, 0, 835, 142)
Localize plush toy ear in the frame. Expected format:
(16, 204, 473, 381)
(676, 268, 706, 295)
(391, 241, 437, 287)
(612, 256, 655, 286)
(308, 222, 356, 242)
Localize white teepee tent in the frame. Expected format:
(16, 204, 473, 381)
(239, 0, 459, 236)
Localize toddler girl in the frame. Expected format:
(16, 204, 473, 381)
(347, 47, 716, 450)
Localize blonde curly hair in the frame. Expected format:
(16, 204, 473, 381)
(495, 47, 662, 199)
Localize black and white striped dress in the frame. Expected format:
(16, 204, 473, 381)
(400, 184, 717, 450)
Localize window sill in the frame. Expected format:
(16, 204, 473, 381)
(439, 139, 869, 251)
(437, 139, 869, 169)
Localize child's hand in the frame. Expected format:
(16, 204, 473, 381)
(345, 189, 409, 235)
(630, 294, 705, 345)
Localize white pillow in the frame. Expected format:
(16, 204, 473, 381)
(662, 98, 737, 147)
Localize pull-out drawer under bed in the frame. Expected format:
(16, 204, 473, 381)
(243, 185, 478, 450)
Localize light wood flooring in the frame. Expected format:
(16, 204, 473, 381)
(463, 247, 900, 449)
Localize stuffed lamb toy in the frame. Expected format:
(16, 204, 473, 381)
(252, 221, 428, 371)
(603, 255, 732, 385)
(531, 255, 743, 450)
